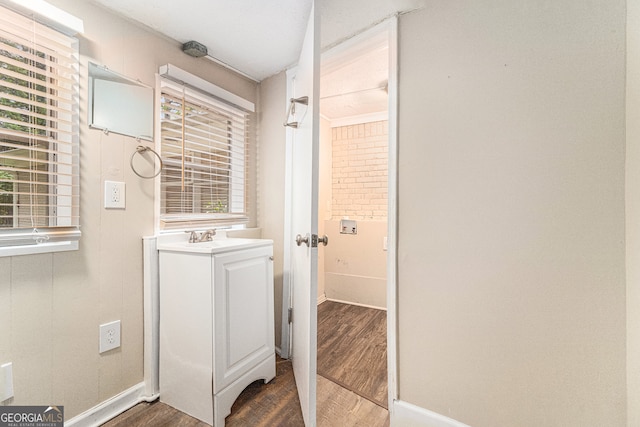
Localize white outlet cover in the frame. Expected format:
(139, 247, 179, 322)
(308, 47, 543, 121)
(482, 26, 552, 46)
(99, 320, 121, 353)
(104, 181, 126, 209)
(0, 362, 13, 402)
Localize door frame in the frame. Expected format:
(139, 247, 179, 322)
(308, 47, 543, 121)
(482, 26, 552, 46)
(282, 15, 399, 409)
(387, 15, 399, 408)
(280, 64, 297, 360)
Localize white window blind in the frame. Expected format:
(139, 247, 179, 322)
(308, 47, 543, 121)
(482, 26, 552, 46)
(159, 79, 249, 230)
(0, 5, 80, 252)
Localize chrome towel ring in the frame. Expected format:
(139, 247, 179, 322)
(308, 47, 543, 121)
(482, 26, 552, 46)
(130, 145, 163, 179)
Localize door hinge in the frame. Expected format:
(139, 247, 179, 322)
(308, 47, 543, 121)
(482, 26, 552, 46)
(288, 307, 293, 324)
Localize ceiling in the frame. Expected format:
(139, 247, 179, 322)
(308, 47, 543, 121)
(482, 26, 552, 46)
(320, 29, 389, 122)
(90, 0, 390, 120)
(90, 0, 313, 81)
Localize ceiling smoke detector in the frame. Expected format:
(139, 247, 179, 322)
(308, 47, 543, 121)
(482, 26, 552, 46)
(182, 40, 208, 58)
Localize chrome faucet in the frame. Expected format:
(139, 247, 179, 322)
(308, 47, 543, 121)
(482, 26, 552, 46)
(199, 229, 216, 242)
(186, 229, 216, 243)
(187, 230, 199, 243)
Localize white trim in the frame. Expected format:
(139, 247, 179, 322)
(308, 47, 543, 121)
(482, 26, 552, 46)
(142, 236, 160, 397)
(392, 400, 471, 427)
(154, 74, 163, 235)
(325, 297, 386, 311)
(280, 65, 297, 360)
(329, 111, 388, 128)
(0, 240, 78, 258)
(158, 64, 255, 112)
(317, 293, 328, 305)
(65, 383, 158, 427)
(0, 0, 84, 35)
(387, 15, 399, 409)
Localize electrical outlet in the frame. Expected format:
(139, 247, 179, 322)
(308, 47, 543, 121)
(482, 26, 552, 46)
(0, 362, 13, 402)
(104, 181, 125, 209)
(99, 320, 121, 353)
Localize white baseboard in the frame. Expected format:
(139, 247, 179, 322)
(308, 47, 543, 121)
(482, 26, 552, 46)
(317, 293, 328, 305)
(392, 400, 471, 427)
(66, 382, 158, 427)
(326, 297, 386, 311)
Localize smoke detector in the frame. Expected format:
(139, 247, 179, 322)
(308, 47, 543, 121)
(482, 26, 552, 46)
(182, 40, 208, 58)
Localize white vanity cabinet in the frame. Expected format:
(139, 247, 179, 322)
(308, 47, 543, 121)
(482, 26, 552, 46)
(158, 238, 275, 426)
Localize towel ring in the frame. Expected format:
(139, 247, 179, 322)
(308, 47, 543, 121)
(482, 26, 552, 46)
(130, 145, 163, 179)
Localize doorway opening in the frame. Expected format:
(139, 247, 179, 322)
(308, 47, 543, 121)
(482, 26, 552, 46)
(316, 20, 394, 424)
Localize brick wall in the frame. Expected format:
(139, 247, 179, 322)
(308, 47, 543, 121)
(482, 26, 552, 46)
(331, 120, 388, 219)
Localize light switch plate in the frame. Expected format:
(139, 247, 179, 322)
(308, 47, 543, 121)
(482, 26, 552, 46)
(104, 181, 125, 209)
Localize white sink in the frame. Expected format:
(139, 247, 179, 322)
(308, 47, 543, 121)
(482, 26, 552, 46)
(157, 237, 272, 254)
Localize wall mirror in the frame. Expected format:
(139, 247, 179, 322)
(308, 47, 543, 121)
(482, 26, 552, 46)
(88, 62, 154, 141)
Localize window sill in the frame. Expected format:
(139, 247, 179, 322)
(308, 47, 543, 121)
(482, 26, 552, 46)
(0, 240, 79, 258)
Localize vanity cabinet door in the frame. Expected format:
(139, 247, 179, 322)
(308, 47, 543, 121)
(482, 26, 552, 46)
(212, 245, 274, 393)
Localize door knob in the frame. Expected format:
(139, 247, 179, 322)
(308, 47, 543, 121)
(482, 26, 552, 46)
(295, 234, 309, 247)
(318, 235, 328, 246)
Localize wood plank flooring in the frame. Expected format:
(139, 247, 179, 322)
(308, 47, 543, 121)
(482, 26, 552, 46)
(317, 301, 388, 409)
(102, 301, 387, 426)
(317, 375, 389, 427)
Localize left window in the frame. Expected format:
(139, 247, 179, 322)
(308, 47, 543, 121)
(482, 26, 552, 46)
(0, 6, 80, 256)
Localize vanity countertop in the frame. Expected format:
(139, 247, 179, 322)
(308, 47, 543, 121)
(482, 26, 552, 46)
(157, 237, 272, 254)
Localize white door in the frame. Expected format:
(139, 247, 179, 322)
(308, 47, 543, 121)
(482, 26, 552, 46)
(284, 3, 320, 426)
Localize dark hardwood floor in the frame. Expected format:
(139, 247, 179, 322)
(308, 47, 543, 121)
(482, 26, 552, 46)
(317, 300, 388, 409)
(102, 301, 388, 426)
(102, 358, 304, 427)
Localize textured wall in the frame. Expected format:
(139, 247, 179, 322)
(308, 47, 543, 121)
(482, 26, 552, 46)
(398, 1, 626, 426)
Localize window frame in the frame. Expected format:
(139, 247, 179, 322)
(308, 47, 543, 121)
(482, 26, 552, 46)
(0, 4, 81, 257)
(156, 71, 253, 233)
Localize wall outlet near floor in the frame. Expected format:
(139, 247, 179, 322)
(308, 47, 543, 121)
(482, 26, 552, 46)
(99, 320, 121, 353)
(104, 181, 126, 209)
(0, 362, 13, 402)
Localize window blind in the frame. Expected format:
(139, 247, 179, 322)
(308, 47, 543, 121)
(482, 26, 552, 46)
(0, 6, 80, 249)
(159, 80, 249, 230)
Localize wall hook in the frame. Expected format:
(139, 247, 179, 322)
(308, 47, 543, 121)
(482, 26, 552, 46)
(283, 96, 309, 128)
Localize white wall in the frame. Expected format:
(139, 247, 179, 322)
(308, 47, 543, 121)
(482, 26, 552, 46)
(0, 0, 257, 418)
(323, 220, 387, 308)
(398, 2, 626, 426)
(257, 70, 287, 349)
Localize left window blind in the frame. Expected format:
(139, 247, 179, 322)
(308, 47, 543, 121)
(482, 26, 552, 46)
(0, 5, 80, 254)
